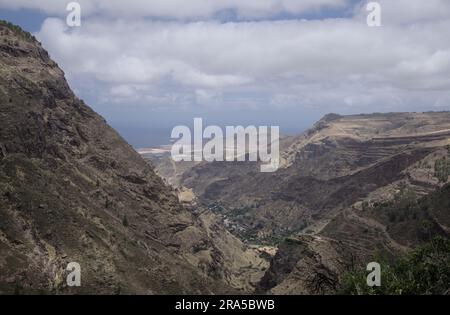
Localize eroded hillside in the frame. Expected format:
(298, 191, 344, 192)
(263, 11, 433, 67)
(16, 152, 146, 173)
(146, 111, 450, 294)
(0, 21, 266, 294)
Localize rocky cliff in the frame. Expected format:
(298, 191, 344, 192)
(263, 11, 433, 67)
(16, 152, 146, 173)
(0, 21, 266, 294)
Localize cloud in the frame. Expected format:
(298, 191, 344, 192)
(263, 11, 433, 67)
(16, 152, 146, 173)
(34, 12, 450, 111)
(0, 0, 350, 19)
(363, 0, 450, 25)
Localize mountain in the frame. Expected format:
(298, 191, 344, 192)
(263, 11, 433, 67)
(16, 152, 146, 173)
(2, 20, 448, 295)
(146, 111, 450, 294)
(0, 21, 266, 294)
(149, 112, 450, 242)
(260, 183, 450, 294)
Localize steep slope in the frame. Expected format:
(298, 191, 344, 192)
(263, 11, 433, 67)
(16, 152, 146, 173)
(0, 21, 266, 294)
(261, 183, 450, 294)
(154, 112, 450, 242)
(146, 111, 450, 294)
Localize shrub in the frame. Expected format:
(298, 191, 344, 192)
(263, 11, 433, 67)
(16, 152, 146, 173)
(340, 237, 450, 295)
(434, 158, 450, 183)
(122, 215, 129, 227)
(0, 20, 36, 42)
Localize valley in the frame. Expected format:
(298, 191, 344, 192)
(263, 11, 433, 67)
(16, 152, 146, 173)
(144, 112, 450, 294)
(0, 21, 267, 294)
(1, 20, 449, 295)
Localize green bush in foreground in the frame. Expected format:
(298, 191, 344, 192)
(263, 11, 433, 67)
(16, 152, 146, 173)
(341, 237, 450, 295)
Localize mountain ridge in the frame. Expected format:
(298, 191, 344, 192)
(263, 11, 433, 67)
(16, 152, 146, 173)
(0, 21, 266, 294)
(145, 110, 450, 294)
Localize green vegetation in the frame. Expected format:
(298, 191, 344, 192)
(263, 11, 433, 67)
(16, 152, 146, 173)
(364, 182, 448, 247)
(122, 215, 129, 227)
(434, 157, 450, 183)
(207, 202, 226, 213)
(370, 184, 420, 224)
(0, 20, 37, 42)
(231, 205, 252, 217)
(341, 237, 450, 295)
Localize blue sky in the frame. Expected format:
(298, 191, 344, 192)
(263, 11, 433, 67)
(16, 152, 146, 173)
(1, 1, 450, 147)
(0, 9, 47, 32)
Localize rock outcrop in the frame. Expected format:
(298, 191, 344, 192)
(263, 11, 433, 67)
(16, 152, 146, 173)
(0, 21, 266, 294)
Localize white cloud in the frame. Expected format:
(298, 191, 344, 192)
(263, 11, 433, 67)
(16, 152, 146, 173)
(110, 84, 136, 98)
(34, 14, 450, 110)
(0, 0, 349, 19)
(8, 0, 442, 113)
(363, 0, 450, 25)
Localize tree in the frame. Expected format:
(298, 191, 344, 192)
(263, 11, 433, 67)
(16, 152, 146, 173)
(122, 215, 129, 227)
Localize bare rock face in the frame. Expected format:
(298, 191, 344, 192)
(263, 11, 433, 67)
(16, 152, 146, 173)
(0, 21, 266, 294)
(257, 236, 344, 295)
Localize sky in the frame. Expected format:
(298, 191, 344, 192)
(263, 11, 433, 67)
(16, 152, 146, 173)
(1, 0, 450, 147)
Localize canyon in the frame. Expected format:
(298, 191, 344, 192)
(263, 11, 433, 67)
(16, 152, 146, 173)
(1, 20, 449, 295)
